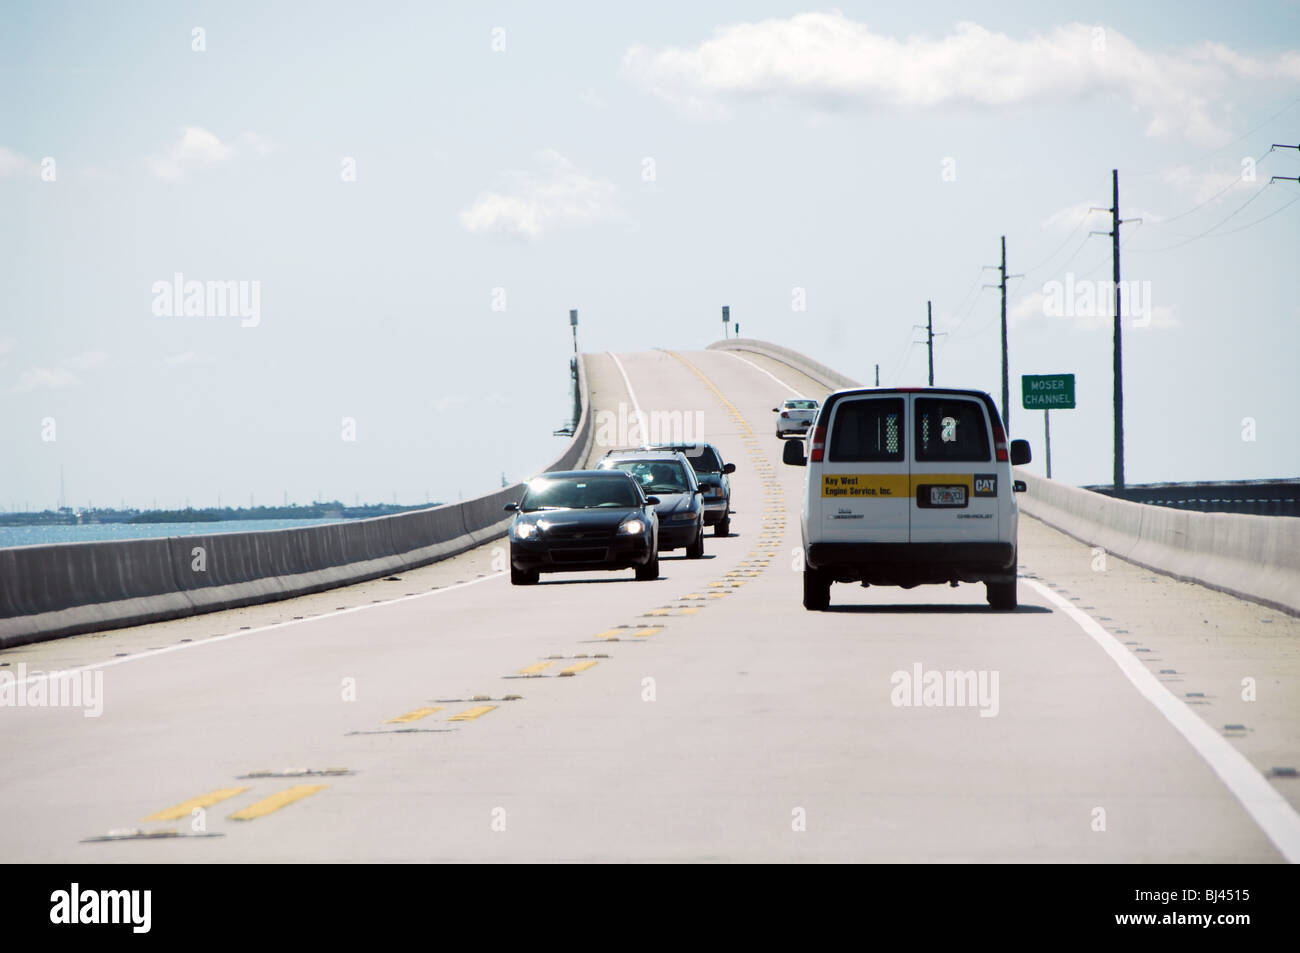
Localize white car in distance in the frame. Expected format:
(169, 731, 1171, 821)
(774, 398, 820, 438)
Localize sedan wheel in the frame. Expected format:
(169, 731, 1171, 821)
(635, 554, 660, 581)
(686, 526, 705, 558)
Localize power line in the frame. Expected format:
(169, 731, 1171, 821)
(1128, 94, 1300, 177)
(1021, 206, 1101, 279)
(1129, 183, 1276, 252)
(1149, 147, 1274, 227)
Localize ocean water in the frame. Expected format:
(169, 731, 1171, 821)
(0, 518, 351, 549)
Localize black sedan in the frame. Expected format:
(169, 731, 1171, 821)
(504, 470, 660, 585)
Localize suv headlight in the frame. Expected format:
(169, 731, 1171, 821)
(618, 518, 645, 535)
(513, 522, 540, 539)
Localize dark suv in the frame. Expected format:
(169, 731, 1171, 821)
(645, 442, 735, 537)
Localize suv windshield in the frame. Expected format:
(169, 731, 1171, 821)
(607, 460, 691, 494)
(652, 445, 722, 473)
(520, 476, 639, 511)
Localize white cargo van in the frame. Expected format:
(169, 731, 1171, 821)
(782, 388, 1031, 610)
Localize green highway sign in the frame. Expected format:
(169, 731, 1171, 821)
(1022, 374, 1075, 410)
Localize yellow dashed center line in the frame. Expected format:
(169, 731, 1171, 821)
(385, 706, 444, 723)
(228, 784, 326, 821)
(448, 705, 497, 721)
(517, 662, 554, 675)
(633, 627, 661, 637)
(559, 660, 599, 675)
(594, 629, 623, 640)
(143, 787, 248, 822)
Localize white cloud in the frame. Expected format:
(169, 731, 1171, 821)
(62, 351, 108, 371)
(1161, 163, 1261, 204)
(12, 367, 80, 392)
(434, 395, 470, 413)
(148, 126, 254, 180)
(623, 13, 1300, 143)
(0, 337, 15, 359)
(0, 146, 37, 178)
(9, 351, 109, 392)
(460, 150, 622, 239)
(163, 350, 195, 367)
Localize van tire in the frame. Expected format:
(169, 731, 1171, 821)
(715, 514, 730, 537)
(986, 579, 1017, 610)
(635, 555, 660, 581)
(511, 566, 539, 586)
(803, 567, 831, 610)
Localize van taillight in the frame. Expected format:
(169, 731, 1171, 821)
(992, 419, 1009, 462)
(809, 425, 827, 462)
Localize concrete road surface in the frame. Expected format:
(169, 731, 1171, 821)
(1, 349, 1296, 862)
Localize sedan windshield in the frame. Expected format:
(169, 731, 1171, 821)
(520, 477, 639, 512)
(608, 461, 691, 494)
(786, 400, 818, 410)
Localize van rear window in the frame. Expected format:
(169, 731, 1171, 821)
(828, 398, 904, 462)
(914, 398, 991, 462)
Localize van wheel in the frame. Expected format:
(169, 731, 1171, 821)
(986, 580, 1017, 610)
(686, 528, 705, 559)
(803, 568, 830, 610)
(715, 515, 730, 537)
(511, 566, 539, 586)
(635, 555, 660, 581)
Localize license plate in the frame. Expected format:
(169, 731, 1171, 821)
(930, 486, 967, 506)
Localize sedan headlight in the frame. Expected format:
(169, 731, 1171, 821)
(513, 522, 540, 539)
(618, 518, 645, 535)
(668, 512, 698, 522)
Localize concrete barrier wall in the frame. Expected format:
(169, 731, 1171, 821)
(708, 338, 862, 390)
(708, 337, 1300, 616)
(1016, 469, 1300, 616)
(0, 356, 595, 647)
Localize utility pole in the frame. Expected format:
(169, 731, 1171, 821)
(913, 301, 946, 387)
(874, 364, 879, 387)
(983, 238, 1020, 431)
(1110, 170, 1125, 490)
(927, 301, 935, 385)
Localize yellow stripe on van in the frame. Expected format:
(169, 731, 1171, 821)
(821, 474, 983, 498)
(911, 474, 974, 492)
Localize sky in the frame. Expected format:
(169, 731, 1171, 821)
(2, 0, 1298, 511)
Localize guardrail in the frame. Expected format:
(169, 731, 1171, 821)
(1086, 480, 1300, 518)
(706, 337, 1300, 616)
(0, 357, 594, 648)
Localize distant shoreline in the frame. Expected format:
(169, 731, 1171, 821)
(0, 502, 441, 528)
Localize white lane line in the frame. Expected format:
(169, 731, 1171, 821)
(716, 350, 807, 399)
(607, 351, 648, 443)
(12, 573, 503, 687)
(1023, 577, 1300, 864)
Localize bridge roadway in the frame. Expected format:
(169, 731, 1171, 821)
(1, 348, 1296, 862)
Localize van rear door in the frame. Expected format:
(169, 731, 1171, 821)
(908, 393, 1001, 543)
(814, 395, 909, 543)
